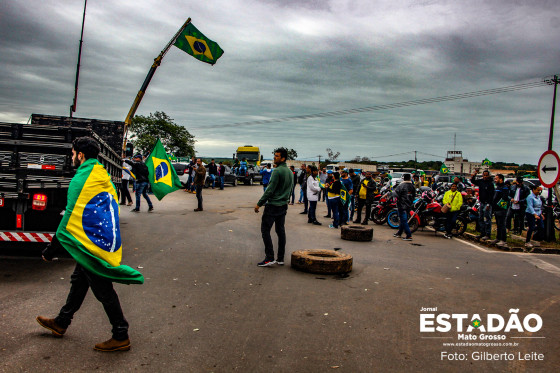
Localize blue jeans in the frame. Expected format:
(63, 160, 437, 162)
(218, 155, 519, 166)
(329, 197, 340, 228)
(210, 174, 216, 188)
(326, 195, 332, 216)
(525, 213, 544, 242)
(339, 200, 349, 226)
(135, 182, 153, 210)
(308, 200, 317, 222)
(219, 176, 225, 190)
(479, 203, 492, 236)
(290, 185, 296, 203)
(397, 208, 411, 238)
(349, 195, 356, 221)
(445, 211, 459, 235)
(299, 186, 304, 202)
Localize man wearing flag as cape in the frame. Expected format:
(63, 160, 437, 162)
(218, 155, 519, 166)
(37, 136, 143, 352)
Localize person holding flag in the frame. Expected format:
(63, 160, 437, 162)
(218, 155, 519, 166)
(36, 136, 143, 352)
(125, 154, 153, 212)
(144, 139, 183, 201)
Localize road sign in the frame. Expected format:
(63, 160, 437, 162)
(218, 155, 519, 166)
(537, 150, 560, 188)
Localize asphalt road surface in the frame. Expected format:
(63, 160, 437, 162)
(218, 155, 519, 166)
(1, 185, 560, 372)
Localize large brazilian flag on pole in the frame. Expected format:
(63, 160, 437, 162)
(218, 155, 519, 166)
(56, 158, 144, 284)
(145, 139, 183, 200)
(173, 23, 224, 65)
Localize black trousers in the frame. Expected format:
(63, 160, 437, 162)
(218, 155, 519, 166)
(196, 185, 203, 209)
(55, 264, 129, 341)
(356, 198, 371, 223)
(120, 179, 132, 204)
(494, 209, 508, 241)
(261, 204, 287, 262)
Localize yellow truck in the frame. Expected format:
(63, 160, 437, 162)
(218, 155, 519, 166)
(233, 145, 262, 185)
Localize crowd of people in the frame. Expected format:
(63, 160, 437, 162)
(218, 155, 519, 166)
(260, 161, 548, 251)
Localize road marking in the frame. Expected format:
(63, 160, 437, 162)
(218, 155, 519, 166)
(516, 254, 560, 278)
(453, 237, 492, 253)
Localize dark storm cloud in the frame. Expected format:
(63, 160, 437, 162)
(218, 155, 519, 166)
(1, 0, 559, 163)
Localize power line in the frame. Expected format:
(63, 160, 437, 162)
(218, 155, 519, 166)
(201, 80, 549, 129)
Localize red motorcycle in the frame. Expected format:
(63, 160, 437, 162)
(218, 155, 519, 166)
(371, 193, 397, 225)
(407, 190, 467, 235)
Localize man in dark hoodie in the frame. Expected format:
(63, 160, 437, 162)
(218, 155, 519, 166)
(125, 154, 153, 212)
(471, 169, 495, 240)
(492, 174, 510, 246)
(393, 173, 416, 240)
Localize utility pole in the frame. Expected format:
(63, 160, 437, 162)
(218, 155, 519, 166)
(414, 150, 417, 171)
(70, 0, 87, 117)
(544, 75, 558, 242)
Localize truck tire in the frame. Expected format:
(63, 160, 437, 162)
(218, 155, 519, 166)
(341, 225, 373, 241)
(291, 250, 353, 275)
(232, 178, 237, 187)
(249, 177, 254, 185)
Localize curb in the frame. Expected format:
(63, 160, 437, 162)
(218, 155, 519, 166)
(461, 232, 560, 255)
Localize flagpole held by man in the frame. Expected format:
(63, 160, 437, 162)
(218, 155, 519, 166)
(37, 136, 143, 352)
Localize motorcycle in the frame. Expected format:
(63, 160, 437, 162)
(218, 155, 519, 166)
(407, 190, 467, 235)
(371, 188, 397, 225)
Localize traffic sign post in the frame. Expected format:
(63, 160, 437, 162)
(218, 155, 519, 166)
(537, 150, 560, 188)
(541, 75, 559, 242)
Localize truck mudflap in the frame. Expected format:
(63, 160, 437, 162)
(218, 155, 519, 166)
(0, 231, 54, 242)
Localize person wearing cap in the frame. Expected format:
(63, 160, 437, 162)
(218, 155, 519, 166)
(354, 171, 376, 225)
(124, 154, 153, 212)
(323, 170, 334, 218)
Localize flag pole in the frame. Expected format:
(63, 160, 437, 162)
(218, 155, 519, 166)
(122, 18, 192, 154)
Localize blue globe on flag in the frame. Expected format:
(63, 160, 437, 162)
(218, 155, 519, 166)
(82, 192, 121, 253)
(155, 162, 169, 181)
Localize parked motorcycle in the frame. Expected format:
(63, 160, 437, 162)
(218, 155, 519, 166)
(371, 190, 397, 225)
(407, 190, 467, 235)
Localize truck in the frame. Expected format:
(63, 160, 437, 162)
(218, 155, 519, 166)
(233, 145, 263, 185)
(0, 114, 124, 249)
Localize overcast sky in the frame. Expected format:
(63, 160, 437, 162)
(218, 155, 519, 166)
(1, 0, 559, 164)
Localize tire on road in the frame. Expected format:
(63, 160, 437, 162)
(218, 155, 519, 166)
(341, 225, 373, 241)
(291, 249, 353, 275)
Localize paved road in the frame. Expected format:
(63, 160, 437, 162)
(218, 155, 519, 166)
(1, 185, 559, 372)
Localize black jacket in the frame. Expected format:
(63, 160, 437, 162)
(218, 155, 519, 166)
(350, 174, 361, 196)
(124, 159, 149, 183)
(358, 178, 377, 203)
(395, 181, 416, 210)
(207, 163, 218, 175)
(509, 184, 530, 208)
(493, 182, 510, 211)
(471, 176, 495, 204)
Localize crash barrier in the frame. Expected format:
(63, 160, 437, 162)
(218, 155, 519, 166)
(341, 225, 373, 242)
(291, 249, 353, 275)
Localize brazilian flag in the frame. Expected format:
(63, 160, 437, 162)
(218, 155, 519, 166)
(56, 159, 144, 284)
(174, 22, 224, 65)
(440, 164, 449, 174)
(145, 139, 182, 200)
(482, 158, 492, 167)
(340, 183, 350, 206)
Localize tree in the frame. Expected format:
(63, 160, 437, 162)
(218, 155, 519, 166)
(130, 111, 195, 156)
(274, 148, 298, 160)
(326, 148, 340, 162)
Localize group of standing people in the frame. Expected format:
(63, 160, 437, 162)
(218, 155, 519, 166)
(471, 170, 545, 248)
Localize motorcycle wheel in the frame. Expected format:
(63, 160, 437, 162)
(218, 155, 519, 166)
(387, 209, 400, 229)
(408, 216, 419, 233)
(554, 210, 560, 231)
(452, 217, 467, 236)
(372, 209, 386, 225)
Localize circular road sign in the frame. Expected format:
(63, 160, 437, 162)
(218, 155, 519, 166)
(537, 150, 560, 188)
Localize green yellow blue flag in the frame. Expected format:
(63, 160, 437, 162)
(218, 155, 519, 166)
(440, 163, 449, 174)
(145, 139, 182, 200)
(56, 158, 144, 284)
(174, 22, 224, 65)
(482, 158, 492, 167)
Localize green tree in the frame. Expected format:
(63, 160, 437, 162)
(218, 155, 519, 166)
(273, 148, 298, 160)
(130, 111, 195, 156)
